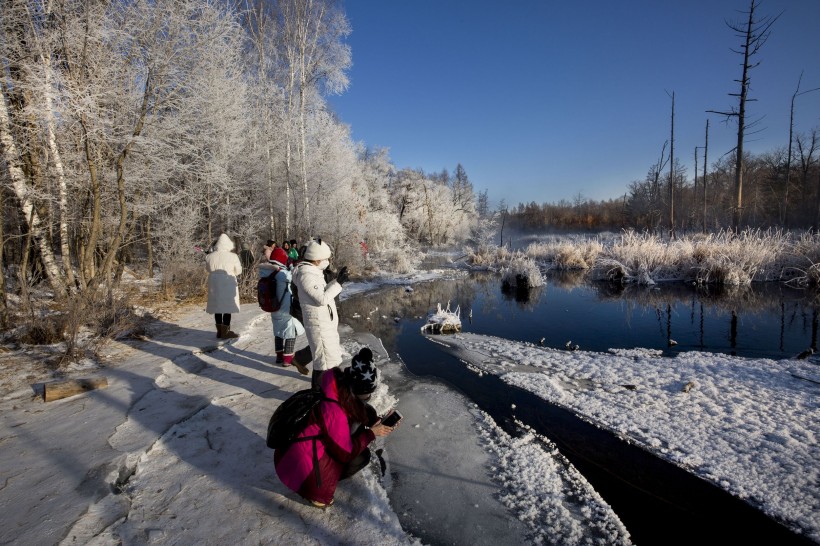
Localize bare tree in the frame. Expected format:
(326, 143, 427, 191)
(709, 0, 781, 232)
(703, 119, 709, 233)
(668, 91, 676, 239)
(785, 74, 820, 228)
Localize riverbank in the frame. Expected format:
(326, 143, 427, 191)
(432, 332, 820, 543)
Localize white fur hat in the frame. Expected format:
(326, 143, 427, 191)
(303, 240, 332, 260)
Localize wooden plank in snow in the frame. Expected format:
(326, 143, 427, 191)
(44, 377, 109, 402)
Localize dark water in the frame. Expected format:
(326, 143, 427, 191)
(341, 273, 818, 545)
(345, 271, 820, 360)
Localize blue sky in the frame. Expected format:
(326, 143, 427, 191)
(328, 1, 820, 208)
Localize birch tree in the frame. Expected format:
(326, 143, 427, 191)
(278, 0, 350, 236)
(0, 91, 67, 297)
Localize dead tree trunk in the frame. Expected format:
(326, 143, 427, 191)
(669, 91, 676, 240)
(703, 120, 709, 233)
(708, 0, 780, 232)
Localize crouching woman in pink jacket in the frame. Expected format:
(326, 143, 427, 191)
(274, 349, 396, 507)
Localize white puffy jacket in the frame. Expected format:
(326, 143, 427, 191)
(205, 234, 242, 314)
(292, 262, 343, 371)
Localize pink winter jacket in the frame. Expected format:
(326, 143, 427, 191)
(274, 369, 375, 504)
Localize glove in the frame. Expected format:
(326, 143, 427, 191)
(336, 266, 350, 285)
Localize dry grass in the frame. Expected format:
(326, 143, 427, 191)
(590, 231, 690, 284)
(467, 245, 515, 267)
(526, 239, 603, 270)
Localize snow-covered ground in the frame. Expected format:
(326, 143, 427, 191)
(432, 333, 820, 543)
(0, 273, 634, 546)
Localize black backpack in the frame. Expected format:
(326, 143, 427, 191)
(266, 388, 337, 449)
(257, 273, 288, 312)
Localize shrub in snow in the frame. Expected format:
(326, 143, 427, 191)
(375, 245, 421, 274)
(501, 256, 545, 289)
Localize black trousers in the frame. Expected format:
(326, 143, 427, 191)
(215, 313, 231, 326)
(340, 448, 371, 481)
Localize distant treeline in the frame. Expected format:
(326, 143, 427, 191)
(508, 138, 820, 234)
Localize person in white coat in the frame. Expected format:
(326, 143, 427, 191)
(205, 233, 242, 339)
(259, 247, 308, 374)
(291, 239, 349, 387)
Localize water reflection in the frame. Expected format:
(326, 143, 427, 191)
(343, 272, 820, 361)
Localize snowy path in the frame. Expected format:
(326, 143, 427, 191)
(1, 295, 634, 545)
(0, 306, 412, 545)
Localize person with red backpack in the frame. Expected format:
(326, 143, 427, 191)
(260, 247, 308, 373)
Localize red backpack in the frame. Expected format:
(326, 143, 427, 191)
(257, 274, 288, 312)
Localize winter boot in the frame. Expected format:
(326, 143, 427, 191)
(291, 350, 310, 376)
(282, 353, 294, 367)
(276, 352, 286, 365)
(216, 324, 226, 338)
(222, 327, 239, 339)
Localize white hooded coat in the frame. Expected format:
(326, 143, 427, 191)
(292, 261, 343, 371)
(205, 234, 242, 314)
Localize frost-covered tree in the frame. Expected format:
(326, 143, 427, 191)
(276, 0, 351, 237)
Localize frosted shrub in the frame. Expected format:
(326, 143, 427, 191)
(501, 256, 545, 288)
(780, 231, 820, 286)
(375, 246, 420, 274)
(592, 231, 687, 285)
(524, 236, 602, 270)
(690, 229, 787, 285)
(468, 245, 514, 268)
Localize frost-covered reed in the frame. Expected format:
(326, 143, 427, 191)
(784, 231, 820, 287)
(478, 229, 820, 287)
(688, 230, 787, 285)
(525, 239, 603, 270)
(465, 245, 516, 268)
(590, 231, 691, 284)
(501, 255, 546, 288)
(588, 229, 793, 285)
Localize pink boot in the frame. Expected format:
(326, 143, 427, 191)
(282, 354, 293, 367)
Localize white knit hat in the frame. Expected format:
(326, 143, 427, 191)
(303, 240, 332, 260)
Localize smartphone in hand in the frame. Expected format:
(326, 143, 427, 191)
(381, 410, 402, 427)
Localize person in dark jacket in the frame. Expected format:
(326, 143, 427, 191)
(273, 348, 396, 507)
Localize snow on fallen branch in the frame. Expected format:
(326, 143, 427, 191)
(421, 301, 462, 334)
